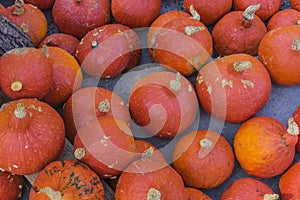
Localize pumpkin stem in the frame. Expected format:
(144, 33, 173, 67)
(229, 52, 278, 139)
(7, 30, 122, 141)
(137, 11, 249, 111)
(263, 194, 279, 200)
(189, 5, 200, 21)
(74, 148, 86, 160)
(98, 99, 110, 113)
(42, 45, 49, 58)
(14, 103, 27, 119)
(287, 117, 299, 136)
(13, 0, 25, 15)
(234, 61, 252, 72)
(39, 187, 62, 200)
(292, 37, 300, 51)
(200, 138, 213, 149)
(11, 81, 23, 92)
(297, 20, 300, 26)
(243, 4, 260, 21)
(169, 72, 182, 92)
(185, 26, 205, 36)
(91, 40, 98, 48)
(142, 147, 154, 159)
(147, 188, 161, 200)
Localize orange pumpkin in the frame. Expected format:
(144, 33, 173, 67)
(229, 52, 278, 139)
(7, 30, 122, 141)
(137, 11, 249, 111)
(258, 25, 300, 86)
(29, 160, 104, 199)
(220, 177, 278, 200)
(24, 0, 55, 10)
(6, 0, 47, 46)
(279, 162, 300, 200)
(267, 9, 300, 31)
(172, 130, 235, 189)
(196, 54, 271, 123)
(234, 116, 298, 178)
(292, 105, 300, 153)
(212, 5, 267, 56)
(290, 0, 300, 12)
(0, 171, 23, 200)
(185, 187, 212, 200)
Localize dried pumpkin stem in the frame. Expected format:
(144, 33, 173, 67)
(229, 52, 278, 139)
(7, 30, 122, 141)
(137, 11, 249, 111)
(74, 148, 86, 160)
(189, 5, 200, 21)
(243, 4, 260, 21)
(234, 61, 252, 72)
(292, 37, 300, 51)
(185, 26, 205, 36)
(39, 187, 62, 200)
(42, 45, 49, 58)
(11, 81, 23, 92)
(142, 147, 154, 159)
(91, 40, 98, 48)
(263, 194, 279, 200)
(287, 117, 299, 136)
(200, 138, 213, 149)
(14, 103, 27, 119)
(98, 99, 110, 113)
(169, 72, 182, 92)
(13, 0, 25, 15)
(147, 188, 161, 200)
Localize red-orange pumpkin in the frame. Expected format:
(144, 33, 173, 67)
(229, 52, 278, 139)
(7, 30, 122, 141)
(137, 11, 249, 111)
(172, 130, 235, 189)
(0, 98, 65, 175)
(73, 117, 136, 179)
(0, 47, 53, 100)
(233, 0, 282, 21)
(234, 116, 298, 178)
(220, 177, 278, 200)
(267, 9, 300, 31)
(0, 171, 23, 200)
(292, 105, 300, 153)
(129, 71, 199, 138)
(258, 25, 300, 86)
(29, 160, 104, 199)
(279, 161, 300, 200)
(0, 3, 7, 16)
(112, 0, 162, 28)
(6, 0, 47, 46)
(291, 0, 300, 11)
(52, 0, 111, 39)
(212, 5, 267, 56)
(196, 54, 271, 123)
(41, 46, 83, 107)
(63, 86, 131, 143)
(185, 187, 212, 200)
(24, 0, 55, 10)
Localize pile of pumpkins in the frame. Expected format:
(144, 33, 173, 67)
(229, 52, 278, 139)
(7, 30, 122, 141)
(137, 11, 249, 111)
(0, 0, 299, 199)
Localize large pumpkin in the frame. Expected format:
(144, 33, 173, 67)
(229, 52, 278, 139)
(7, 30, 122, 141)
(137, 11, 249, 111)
(0, 171, 23, 200)
(29, 160, 104, 199)
(279, 161, 300, 200)
(234, 116, 298, 178)
(196, 54, 271, 123)
(0, 98, 65, 175)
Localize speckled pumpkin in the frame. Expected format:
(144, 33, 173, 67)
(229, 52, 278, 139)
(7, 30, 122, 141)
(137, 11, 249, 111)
(0, 171, 23, 200)
(267, 9, 300, 31)
(279, 162, 300, 200)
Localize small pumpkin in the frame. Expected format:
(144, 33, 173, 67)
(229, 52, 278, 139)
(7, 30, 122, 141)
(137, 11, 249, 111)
(38, 33, 80, 56)
(6, 0, 47, 46)
(291, 0, 300, 12)
(0, 171, 23, 200)
(220, 177, 279, 200)
(172, 130, 235, 189)
(267, 9, 300, 31)
(29, 160, 104, 200)
(0, 47, 53, 100)
(112, 0, 162, 28)
(212, 4, 267, 56)
(129, 71, 199, 138)
(63, 86, 131, 143)
(233, 0, 282, 21)
(292, 105, 300, 153)
(52, 0, 111, 39)
(185, 187, 212, 200)
(196, 54, 271, 123)
(73, 117, 136, 179)
(41, 46, 83, 107)
(0, 98, 65, 175)
(24, 0, 55, 10)
(279, 161, 300, 200)
(234, 116, 299, 178)
(258, 25, 300, 86)
(184, 0, 233, 25)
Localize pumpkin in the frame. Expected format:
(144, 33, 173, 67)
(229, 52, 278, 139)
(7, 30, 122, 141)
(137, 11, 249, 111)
(6, 0, 47, 46)
(172, 130, 235, 189)
(212, 5, 267, 56)
(0, 47, 53, 100)
(185, 187, 212, 200)
(233, 0, 282, 21)
(63, 86, 131, 143)
(41, 46, 83, 107)
(129, 71, 199, 138)
(258, 25, 300, 86)
(38, 33, 80, 56)
(0, 3, 8, 17)
(52, 0, 111, 39)
(292, 105, 300, 153)
(152, 17, 213, 76)
(184, 0, 233, 25)
(73, 117, 136, 179)
(234, 116, 299, 178)
(24, 0, 55, 10)
(76, 24, 133, 78)
(111, 0, 162, 28)
(291, 0, 300, 12)
(196, 54, 271, 123)
(0, 98, 65, 175)
(267, 9, 300, 31)
(279, 161, 300, 200)
(220, 177, 279, 200)
(0, 171, 23, 200)
(29, 160, 104, 199)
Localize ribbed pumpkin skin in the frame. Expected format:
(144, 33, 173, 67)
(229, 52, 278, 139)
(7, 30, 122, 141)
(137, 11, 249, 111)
(29, 160, 104, 200)
(0, 171, 23, 200)
(279, 162, 300, 200)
